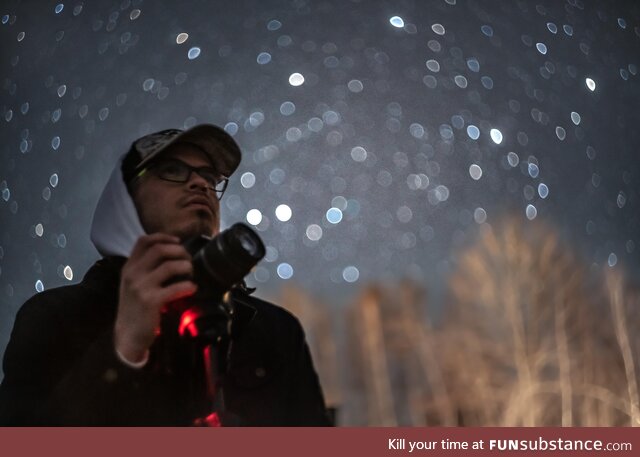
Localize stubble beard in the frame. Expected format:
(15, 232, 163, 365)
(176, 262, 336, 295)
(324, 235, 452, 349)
(178, 209, 218, 241)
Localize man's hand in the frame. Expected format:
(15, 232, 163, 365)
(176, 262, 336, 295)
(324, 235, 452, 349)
(114, 233, 197, 364)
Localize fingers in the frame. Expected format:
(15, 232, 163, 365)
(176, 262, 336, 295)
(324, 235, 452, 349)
(115, 234, 199, 361)
(144, 259, 193, 289)
(159, 280, 198, 304)
(121, 260, 193, 311)
(128, 234, 191, 273)
(122, 241, 195, 306)
(129, 233, 180, 259)
(135, 280, 197, 312)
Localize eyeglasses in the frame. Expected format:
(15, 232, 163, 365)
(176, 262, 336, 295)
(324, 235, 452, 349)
(136, 158, 229, 199)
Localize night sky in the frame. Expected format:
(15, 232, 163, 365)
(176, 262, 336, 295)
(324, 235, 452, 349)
(1, 0, 639, 375)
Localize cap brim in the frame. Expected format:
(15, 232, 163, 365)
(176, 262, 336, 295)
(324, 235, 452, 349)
(137, 124, 242, 177)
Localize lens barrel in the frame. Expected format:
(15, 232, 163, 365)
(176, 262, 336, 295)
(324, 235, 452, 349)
(192, 223, 265, 291)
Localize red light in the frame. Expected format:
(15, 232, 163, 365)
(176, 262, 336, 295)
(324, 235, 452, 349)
(178, 309, 200, 337)
(193, 412, 222, 427)
(205, 412, 222, 427)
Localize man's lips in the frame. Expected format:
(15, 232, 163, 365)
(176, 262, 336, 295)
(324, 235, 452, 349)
(183, 196, 214, 213)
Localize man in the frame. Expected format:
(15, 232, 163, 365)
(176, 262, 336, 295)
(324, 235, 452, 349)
(0, 125, 329, 426)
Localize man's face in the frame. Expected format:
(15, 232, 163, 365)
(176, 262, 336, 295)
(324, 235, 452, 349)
(131, 143, 222, 240)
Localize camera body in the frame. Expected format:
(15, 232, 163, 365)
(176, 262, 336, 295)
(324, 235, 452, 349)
(186, 223, 266, 300)
(174, 222, 266, 341)
(160, 222, 265, 341)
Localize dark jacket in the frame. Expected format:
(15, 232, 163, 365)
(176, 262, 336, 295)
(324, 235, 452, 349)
(0, 257, 329, 426)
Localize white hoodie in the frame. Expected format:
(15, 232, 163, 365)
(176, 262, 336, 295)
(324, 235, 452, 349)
(90, 157, 146, 258)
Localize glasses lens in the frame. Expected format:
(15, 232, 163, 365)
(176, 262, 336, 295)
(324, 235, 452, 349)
(213, 178, 228, 194)
(197, 169, 224, 188)
(150, 159, 228, 198)
(209, 176, 228, 199)
(155, 160, 189, 182)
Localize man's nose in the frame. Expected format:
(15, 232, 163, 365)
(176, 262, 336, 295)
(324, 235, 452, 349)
(187, 170, 211, 191)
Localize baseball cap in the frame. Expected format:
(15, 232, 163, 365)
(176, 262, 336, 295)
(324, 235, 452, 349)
(121, 124, 241, 184)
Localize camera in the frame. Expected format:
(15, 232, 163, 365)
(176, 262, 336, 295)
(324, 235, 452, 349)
(163, 222, 266, 342)
(185, 222, 266, 301)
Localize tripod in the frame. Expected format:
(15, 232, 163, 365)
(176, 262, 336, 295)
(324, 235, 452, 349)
(159, 291, 234, 426)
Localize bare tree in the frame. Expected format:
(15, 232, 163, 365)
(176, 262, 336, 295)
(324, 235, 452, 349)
(271, 215, 639, 427)
(440, 215, 637, 426)
(606, 269, 640, 426)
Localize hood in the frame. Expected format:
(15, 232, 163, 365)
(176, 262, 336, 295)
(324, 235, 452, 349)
(90, 156, 146, 257)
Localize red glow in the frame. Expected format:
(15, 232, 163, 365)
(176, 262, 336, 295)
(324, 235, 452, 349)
(192, 412, 222, 427)
(178, 309, 200, 337)
(203, 412, 222, 427)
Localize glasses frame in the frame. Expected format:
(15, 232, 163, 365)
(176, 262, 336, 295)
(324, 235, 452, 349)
(135, 158, 229, 200)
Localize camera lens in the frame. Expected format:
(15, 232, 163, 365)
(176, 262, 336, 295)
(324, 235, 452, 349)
(194, 223, 265, 291)
(235, 226, 262, 258)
